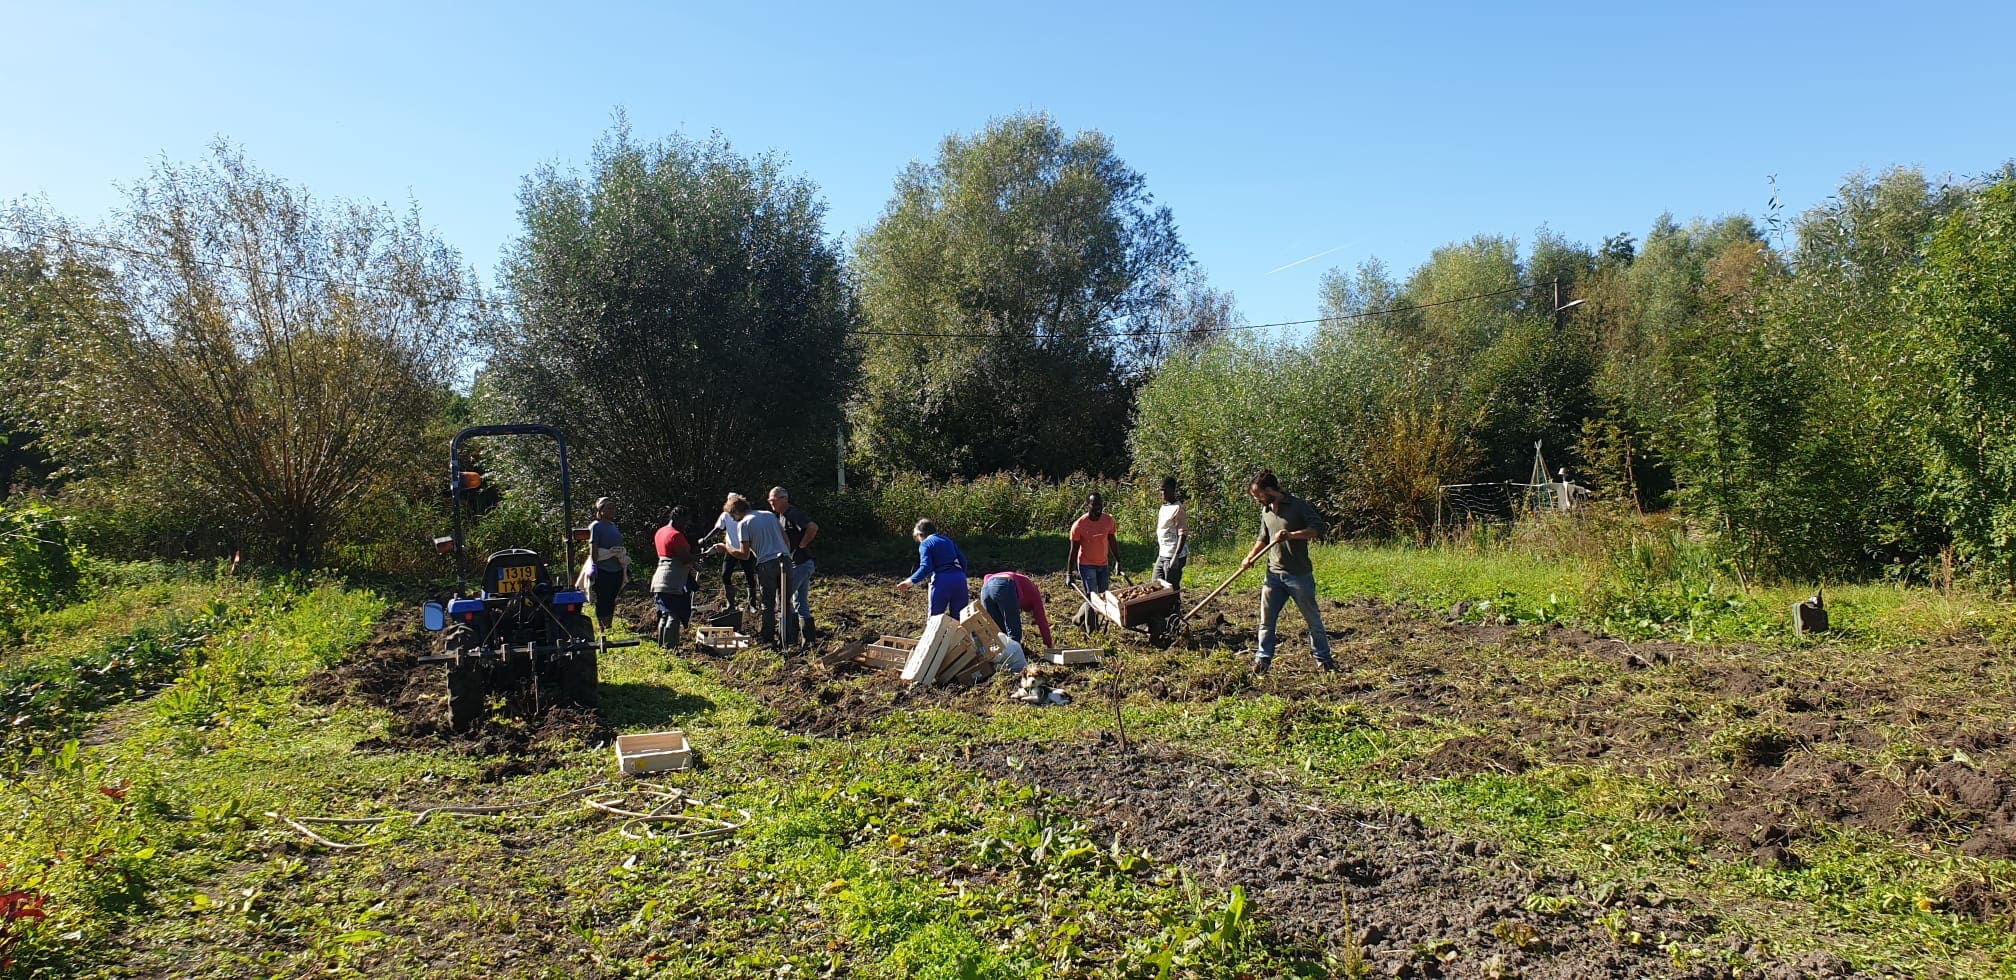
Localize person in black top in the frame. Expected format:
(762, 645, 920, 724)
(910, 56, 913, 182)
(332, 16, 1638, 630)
(769, 487, 819, 642)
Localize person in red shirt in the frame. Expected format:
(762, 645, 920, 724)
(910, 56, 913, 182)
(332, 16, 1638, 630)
(649, 506, 699, 648)
(1066, 492, 1120, 629)
(980, 570, 1054, 649)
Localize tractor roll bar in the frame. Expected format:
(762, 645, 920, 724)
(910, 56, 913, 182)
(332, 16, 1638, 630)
(447, 423, 573, 593)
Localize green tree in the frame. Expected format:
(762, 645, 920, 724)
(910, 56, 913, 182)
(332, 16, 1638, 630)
(1903, 178, 2016, 577)
(8, 145, 474, 566)
(0, 237, 121, 493)
(489, 125, 855, 519)
(850, 112, 1191, 479)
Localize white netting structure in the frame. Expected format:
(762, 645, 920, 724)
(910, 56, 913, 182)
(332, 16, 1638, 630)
(1435, 482, 1518, 528)
(1433, 442, 1588, 533)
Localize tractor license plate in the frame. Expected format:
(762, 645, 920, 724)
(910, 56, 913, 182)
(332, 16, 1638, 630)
(496, 565, 538, 595)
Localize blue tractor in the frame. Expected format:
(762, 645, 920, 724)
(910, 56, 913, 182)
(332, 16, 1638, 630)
(421, 424, 638, 731)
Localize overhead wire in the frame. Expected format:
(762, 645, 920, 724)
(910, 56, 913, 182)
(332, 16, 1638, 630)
(1, 222, 1548, 340)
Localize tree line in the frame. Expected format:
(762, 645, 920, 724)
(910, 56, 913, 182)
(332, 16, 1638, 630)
(3, 119, 2013, 584)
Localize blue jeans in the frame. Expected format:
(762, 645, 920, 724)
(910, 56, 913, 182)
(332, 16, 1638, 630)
(1075, 563, 1111, 627)
(982, 575, 1022, 642)
(1258, 570, 1332, 666)
(789, 559, 816, 630)
(927, 572, 969, 617)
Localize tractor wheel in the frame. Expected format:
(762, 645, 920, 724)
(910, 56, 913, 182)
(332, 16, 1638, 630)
(442, 625, 487, 732)
(555, 612, 601, 710)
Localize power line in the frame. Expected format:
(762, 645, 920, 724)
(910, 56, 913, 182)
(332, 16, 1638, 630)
(845, 283, 1537, 339)
(4, 222, 1546, 339)
(0, 223, 489, 308)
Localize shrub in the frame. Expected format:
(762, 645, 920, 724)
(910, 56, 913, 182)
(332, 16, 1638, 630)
(0, 500, 87, 638)
(824, 472, 1158, 541)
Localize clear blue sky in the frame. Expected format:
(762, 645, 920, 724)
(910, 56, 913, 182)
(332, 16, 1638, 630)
(5, 1, 2013, 329)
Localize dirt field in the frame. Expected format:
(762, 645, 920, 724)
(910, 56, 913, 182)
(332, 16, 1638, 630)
(280, 550, 2016, 977)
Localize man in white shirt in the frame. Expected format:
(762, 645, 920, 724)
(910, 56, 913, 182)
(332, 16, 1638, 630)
(706, 494, 759, 610)
(719, 496, 796, 647)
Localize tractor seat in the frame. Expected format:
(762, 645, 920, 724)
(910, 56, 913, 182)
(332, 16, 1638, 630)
(483, 549, 554, 598)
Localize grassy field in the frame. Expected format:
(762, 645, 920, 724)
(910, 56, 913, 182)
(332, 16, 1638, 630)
(5, 545, 2016, 977)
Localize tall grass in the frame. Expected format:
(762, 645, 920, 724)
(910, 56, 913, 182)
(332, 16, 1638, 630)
(824, 472, 1160, 541)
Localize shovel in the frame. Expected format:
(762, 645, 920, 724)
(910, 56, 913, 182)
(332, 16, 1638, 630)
(1170, 537, 1284, 639)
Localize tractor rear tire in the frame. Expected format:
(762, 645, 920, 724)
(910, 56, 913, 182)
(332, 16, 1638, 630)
(442, 625, 486, 732)
(555, 613, 600, 710)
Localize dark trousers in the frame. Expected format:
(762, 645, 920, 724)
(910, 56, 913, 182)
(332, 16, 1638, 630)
(981, 575, 1022, 643)
(722, 555, 758, 608)
(754, 556, 798, 646)
(592, 573, 623, 626)
(654, 591, 692, 627)
(1153, 552, 1188, 590)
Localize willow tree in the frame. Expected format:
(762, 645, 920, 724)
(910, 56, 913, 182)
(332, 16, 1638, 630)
(10, 145, 475, 565)
(487, 126, 855, 518)
(850, 112, 1192, 480)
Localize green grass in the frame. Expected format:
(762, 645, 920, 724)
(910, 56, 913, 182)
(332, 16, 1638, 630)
(1176, 539, 2015, 647)
(7, 540, 2016, 977)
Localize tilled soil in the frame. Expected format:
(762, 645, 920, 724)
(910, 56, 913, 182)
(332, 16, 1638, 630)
(301, 608, 613, 774)
(304, 561, 2016, 953)
(959, 740, 1848, 979)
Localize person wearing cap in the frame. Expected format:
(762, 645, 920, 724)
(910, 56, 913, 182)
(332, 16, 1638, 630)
(769, 487, 820, 642)
(980, 569, 1054, 650)
(719, 495, 795, 647)
(896, 519, 969, 617)
(585, 496, 629, 633)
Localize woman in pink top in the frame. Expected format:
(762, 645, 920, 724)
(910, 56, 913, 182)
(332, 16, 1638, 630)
(980, 570, 1053, 648)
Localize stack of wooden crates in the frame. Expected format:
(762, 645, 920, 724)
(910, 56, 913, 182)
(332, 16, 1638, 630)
(828, 601, 1008, 687)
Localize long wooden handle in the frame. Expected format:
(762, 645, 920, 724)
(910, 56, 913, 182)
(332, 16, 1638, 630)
(1179, 537, 1283, 622)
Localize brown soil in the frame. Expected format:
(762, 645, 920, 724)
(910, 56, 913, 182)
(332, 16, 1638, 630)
(301, 608, 612, 767)
(295, 557, 2012, 971)
(960, 740, 1799, 979)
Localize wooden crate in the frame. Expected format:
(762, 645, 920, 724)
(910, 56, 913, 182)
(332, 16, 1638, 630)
(614, 730, 692, 774)
(901, 615, 964, 683)
(1047, 647, 1103, 666)
(956, 601, 1010, 663)
(694, 626, 753, 653)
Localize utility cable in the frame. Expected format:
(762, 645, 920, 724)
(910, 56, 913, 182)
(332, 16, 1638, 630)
(3, 222, 1547, 341)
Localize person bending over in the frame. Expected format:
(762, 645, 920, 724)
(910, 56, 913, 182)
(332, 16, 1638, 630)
(981, 569, 1053, 650)
(897, 519, 969, 617)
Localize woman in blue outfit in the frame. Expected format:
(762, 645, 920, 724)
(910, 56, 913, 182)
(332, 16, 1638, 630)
(896, 518, 969, 616)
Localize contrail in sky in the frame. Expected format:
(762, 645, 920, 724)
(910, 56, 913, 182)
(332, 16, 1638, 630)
(1265, 241, 1356, 275)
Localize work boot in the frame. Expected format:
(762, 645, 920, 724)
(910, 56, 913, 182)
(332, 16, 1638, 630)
(1318, 660, 1340, 673)
(1252, 657, 1272, 676)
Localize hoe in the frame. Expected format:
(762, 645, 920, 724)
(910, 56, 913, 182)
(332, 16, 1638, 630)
(420, 424, 638, 731)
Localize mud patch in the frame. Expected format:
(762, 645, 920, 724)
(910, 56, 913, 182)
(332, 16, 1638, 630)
(1409, 734, 1532, 778)
(960, 740, 1751, 978)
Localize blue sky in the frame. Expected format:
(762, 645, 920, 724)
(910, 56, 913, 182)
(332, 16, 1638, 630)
(4, 1, 2012, 329)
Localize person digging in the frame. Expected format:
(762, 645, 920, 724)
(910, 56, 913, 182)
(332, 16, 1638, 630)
(1239, 468, 1337, 675)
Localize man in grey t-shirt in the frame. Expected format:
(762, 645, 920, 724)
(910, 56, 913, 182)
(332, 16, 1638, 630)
(1236, 468, 1336, 674)
(720, 496, 796, 647)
